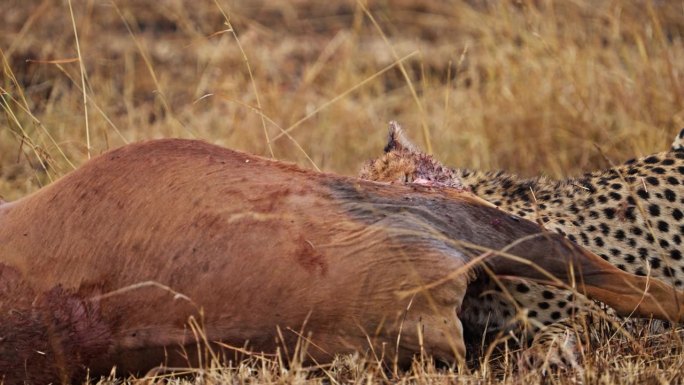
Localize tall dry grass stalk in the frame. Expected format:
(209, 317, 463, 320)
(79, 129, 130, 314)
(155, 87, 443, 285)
(1, 0, 683, 383)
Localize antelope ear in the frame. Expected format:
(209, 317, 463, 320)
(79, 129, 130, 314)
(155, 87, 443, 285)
(488, 230, 684, 323)
(384, 121, 420, 153)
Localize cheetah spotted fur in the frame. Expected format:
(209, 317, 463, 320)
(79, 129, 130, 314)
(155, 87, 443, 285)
(360, 123, 684, 367)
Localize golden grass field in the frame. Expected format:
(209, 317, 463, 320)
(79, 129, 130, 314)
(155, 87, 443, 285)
(2, 0, 684, 384)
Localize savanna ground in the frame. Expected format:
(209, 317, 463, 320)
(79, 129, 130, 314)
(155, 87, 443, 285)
(1, 0, 684, 384)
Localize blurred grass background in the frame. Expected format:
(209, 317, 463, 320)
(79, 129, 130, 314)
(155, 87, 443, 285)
(1, 1, 684, 383)
(2, 0, 683, 201)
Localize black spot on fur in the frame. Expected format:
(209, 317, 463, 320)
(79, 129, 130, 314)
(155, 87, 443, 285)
(658, 221, 670, 233)
(637, 188, 650, 200)
(646, 176, 660, 186)
(665, 189, 677, 202)
(650, 257, 661, 269)
(638, 248, 649, 259)
(649, 204, 661, 216)
(603, 208, 616, 219)
(674, 209, 683, 221)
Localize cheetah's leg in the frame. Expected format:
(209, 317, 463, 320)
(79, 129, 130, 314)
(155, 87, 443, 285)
(461, 276, 619, 371)
(502, 278, 625, 372)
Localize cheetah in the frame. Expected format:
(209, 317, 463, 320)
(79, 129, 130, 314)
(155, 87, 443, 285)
(360, 122, 684, 368)
(674, 128, 684, 151)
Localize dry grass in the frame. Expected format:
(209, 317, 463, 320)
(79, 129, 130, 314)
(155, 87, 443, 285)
(2, 0, 684, 383)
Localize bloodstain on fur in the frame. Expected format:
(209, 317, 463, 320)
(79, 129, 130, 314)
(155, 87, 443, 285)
(0, 264, 112, 384)
(295, 237, 328, 275)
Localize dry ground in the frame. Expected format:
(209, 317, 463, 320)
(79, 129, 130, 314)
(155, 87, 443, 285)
(1, 0, 684, 384)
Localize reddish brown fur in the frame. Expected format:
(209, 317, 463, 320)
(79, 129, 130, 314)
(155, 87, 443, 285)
(0, 139, 682, 384)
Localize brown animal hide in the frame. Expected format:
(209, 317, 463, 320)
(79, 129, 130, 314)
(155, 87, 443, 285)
(0, 139, 681, 384)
